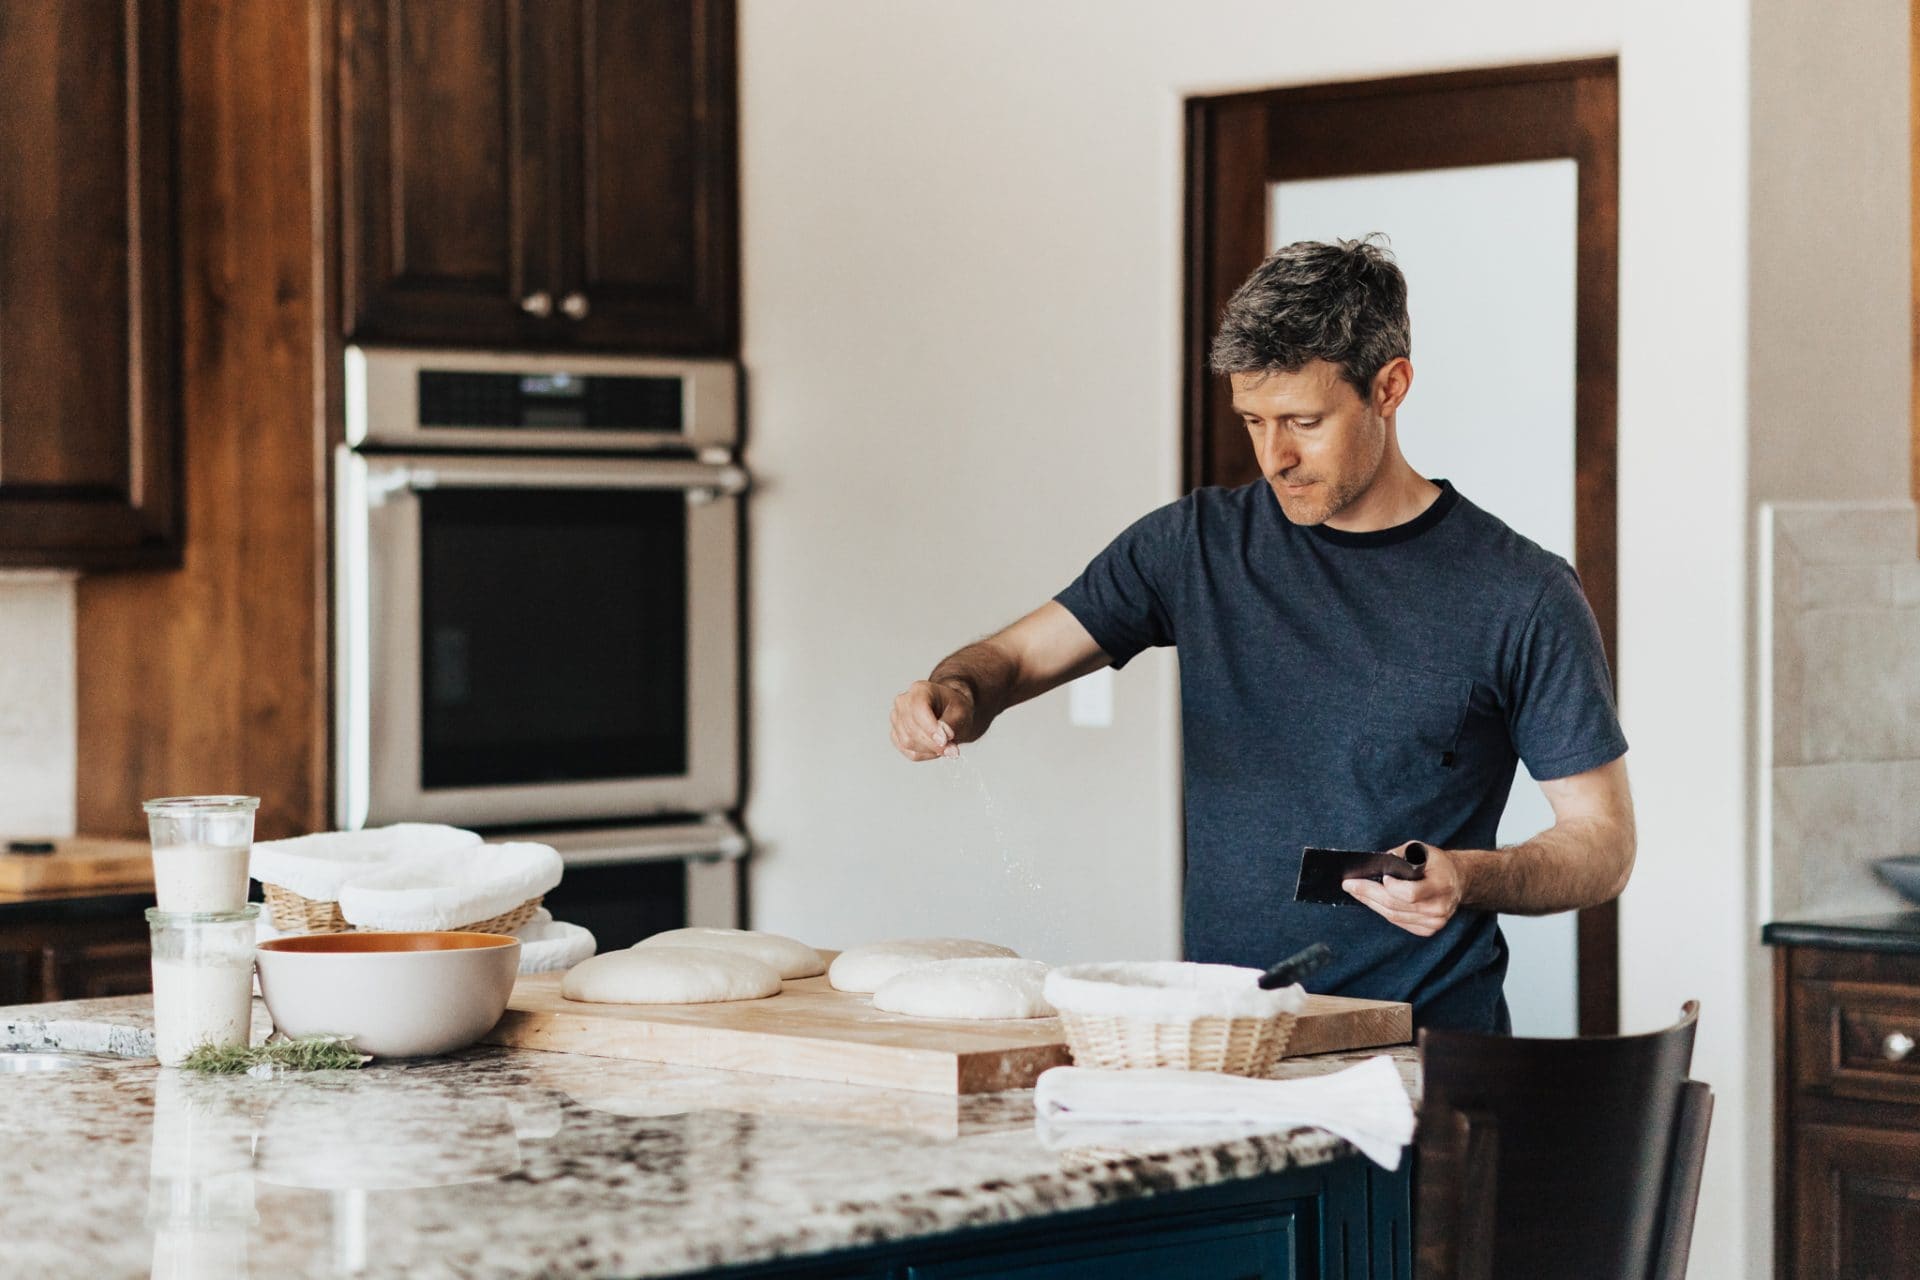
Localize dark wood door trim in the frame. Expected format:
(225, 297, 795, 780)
(1183, 59, 1621, 1035)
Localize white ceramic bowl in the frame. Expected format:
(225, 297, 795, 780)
(255, 932, 520, 1058)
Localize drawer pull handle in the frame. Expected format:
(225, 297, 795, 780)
(520, 291, 553, 318)
(1884, 1032, 1916, 1062)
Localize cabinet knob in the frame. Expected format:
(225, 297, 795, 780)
(560, 291, 591, 320)
(1884, 1031, 1915, 1062)
(520, 291, 553, 318)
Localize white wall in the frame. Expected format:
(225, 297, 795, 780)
(741, 1, 1766, 1274)
(0, 574, 76, 837)
(738, 0, 1619, 967)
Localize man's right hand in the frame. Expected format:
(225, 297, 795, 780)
(890, 679, 977, 761)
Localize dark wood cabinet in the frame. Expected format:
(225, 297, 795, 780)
(337, 0, 737, 354)
(1774, 943, 1920, 1279)
(0, 0, 181, 568)
(0, 901, 151, 1007)
(1794, 1123, 1920, 1279)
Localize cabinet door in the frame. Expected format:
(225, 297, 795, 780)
(553, 0, 738, 353)
(337, 0, 554, 345)
(0, 0, 180, 567)
(1795, 1122, 1920, 1279)
(904, 1213, 1297, 1280)
(40, 939, 151, 1002)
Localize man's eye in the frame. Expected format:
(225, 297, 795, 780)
(1294, 418, 1320, 428)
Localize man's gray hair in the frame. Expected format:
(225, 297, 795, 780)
(1208, 235, 1411, 398)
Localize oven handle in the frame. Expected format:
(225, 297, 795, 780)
(368, 457, 748, 504)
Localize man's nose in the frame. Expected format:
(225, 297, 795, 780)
(1255, 426, 1299, 475)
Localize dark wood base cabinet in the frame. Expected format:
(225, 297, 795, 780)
(687, 1160, 1411, 1280)
(0, 899, 153, 1007)
(1775, 945, 1920, 1280)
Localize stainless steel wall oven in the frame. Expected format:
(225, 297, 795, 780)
(335, 347, 747, 922)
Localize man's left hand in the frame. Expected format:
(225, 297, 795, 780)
(1342, 842, 1464, 937)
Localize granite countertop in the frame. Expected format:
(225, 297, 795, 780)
(0, 994, 1420, 1279)
(1761, 910, 1920, 955)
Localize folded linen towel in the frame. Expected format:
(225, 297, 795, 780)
(1032, 1055, 1414, 1169)
(250, 824, 482, 901)
(514, 914, 597, 974)
(337, 842, 564, 931)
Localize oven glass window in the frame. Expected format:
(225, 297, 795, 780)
(418, 488, 688, 788)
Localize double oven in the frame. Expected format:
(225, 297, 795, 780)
(334, 347, 747, 942)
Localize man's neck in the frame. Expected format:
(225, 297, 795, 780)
(1322, 455, 1442, 535)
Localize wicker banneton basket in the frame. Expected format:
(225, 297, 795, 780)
(1044, 962, 1307, 1078)
(251, 824, 487, 934)
(260, 883, 544, 936)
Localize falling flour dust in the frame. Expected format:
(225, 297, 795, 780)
(946, 751, 1044, 902)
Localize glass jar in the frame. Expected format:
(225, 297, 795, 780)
(146, 906, 260, 1068)
(142, 796, 260, 914)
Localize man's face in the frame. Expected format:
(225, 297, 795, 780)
(1230, 360, 1387, 526)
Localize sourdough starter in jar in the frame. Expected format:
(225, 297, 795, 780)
(142, 797, 259, 914)
(146, 907, 259, 1067)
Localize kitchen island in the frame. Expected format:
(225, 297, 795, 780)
(0, 994, 1415, 1279)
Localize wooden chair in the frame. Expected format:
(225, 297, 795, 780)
(1415, 1001, 1713, 1280)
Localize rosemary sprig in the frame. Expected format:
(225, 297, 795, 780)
(178, 1034, 370, 1074)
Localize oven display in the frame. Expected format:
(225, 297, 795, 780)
(417, 370, 683, 431)
(417, 488, 689, 789)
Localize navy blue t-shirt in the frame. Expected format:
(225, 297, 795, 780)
(1054, 479, 1627, 1033)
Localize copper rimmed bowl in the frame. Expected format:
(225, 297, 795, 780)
(255, 932, 520, 1058)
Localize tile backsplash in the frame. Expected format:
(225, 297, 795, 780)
(0, 573, 76, 838)
(1766, 502, 1920, 917)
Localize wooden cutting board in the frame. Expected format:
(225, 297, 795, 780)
(0, 838, 153, 894)
(485, 970, 1411, 1095)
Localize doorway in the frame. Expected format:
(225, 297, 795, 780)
(1183, 60, 1620, 1035)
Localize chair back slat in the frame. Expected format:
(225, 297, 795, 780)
(1650, 1079, 1714, 1280)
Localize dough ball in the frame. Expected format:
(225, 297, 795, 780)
(872, 958, 1055, 1020)
(633, 927, 825, 980)
(561, 946, 782, 1005)
(827, 938, 1018, 993)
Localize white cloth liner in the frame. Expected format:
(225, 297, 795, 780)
(336, 842, 564, 931)
(1044, 962, 1306, 1021)
(514, 910, 597, 974)
(1032, 1055, 1415, 1169)
(248, 824, 482, 900)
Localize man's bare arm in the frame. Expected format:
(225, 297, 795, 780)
(1344, 757, 1635, 936)
(890, 603, 1109, 761)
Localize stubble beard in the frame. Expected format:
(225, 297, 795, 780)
(1271, 418, 1387, 527)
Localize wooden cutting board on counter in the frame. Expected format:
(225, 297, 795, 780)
(0, 838, 153, 894)
(485, 970, 1411, 1095)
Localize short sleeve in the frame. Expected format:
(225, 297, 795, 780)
(1052, 498, 1190, 669)
(1506, 563, 1629, 780)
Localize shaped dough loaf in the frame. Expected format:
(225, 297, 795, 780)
(561, 946, 782, 1005)
(827, 937, 1018, 993)
(634, 927, 825, 980)
(872, 958, 1054, 1019)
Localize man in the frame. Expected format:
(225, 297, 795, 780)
(888, 237, 1632, 1033)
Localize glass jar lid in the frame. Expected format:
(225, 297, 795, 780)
(142, 796, 261, 815)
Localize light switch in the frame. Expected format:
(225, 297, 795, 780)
(1067, 667, 1114, 727)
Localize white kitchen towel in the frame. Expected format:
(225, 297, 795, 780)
(1032, 1055, 1414, 1169)
(514, 914, 597, 974)
(250, 824, 482, 900)
(336, 841, 564, 931)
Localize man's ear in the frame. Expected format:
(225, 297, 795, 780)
(1372, 357, 1413, 416)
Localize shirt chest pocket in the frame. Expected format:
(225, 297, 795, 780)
(1360, 663, 1474, 775)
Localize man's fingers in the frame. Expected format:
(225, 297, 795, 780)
(1343, 880, 1442, 936)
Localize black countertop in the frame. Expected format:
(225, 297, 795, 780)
(1761, 911, 1920, 955)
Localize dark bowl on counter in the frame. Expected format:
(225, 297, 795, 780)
(1873, 855, 1920, 905)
